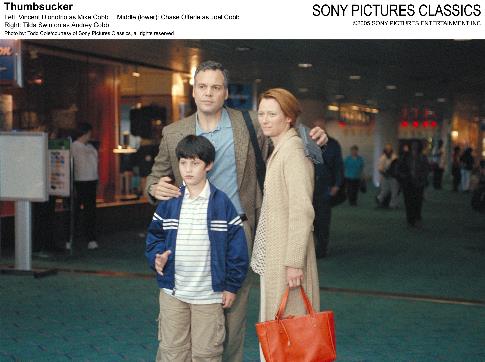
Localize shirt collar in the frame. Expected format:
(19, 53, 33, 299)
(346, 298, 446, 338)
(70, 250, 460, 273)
(195, 108, 231, 134)
(184, 180, 211, 200)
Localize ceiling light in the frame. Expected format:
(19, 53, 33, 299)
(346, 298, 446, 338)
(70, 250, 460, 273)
(451, 130, 459, 138)
(415, 92, 424, 97)
(298, 88, 309, 93)
(437, 98, 446, 103)
(335, 94, 345, 100)
(255, 78, 262, 83)
(349, 75, 361, 80)
(132, 71, 140, 77)
(298, 63, 313, 69)
(235, 46, 251, 52)
(386, 85, 397, 90)
(328, 105, 339, 111)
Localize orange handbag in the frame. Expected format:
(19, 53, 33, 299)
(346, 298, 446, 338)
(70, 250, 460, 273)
(255, 286, 336, 362)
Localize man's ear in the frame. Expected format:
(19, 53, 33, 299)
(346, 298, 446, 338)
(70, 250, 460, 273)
(224, 88, 229, 101)
(205, 162, 214, 172)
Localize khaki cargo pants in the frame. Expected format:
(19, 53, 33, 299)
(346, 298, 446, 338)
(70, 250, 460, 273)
(156, 291, 225, 362)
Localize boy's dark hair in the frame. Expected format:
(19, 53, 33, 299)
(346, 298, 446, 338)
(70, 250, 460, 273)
(176, 135, 215, 165)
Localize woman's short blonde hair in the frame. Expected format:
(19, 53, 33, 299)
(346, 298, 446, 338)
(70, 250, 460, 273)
(258, 88, 302, 126)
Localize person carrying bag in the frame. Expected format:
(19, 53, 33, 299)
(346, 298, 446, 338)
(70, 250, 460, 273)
(256, 286, 336, 362)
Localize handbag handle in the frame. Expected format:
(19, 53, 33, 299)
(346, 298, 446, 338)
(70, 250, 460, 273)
(275, 286, 315, 320)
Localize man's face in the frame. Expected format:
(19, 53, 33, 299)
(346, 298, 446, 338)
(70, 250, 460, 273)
(192, 70, 228, 115)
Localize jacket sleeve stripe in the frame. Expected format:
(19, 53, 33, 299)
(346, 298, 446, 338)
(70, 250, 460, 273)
(153, 213, 163, 220)
(228, 216, 242, 225)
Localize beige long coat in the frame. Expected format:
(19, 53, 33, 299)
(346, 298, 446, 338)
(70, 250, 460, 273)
(258, 128, 320, 320)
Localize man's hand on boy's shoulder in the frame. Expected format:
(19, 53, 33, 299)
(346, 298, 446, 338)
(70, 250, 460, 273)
(155, 250, 171, 275)
(150, 176, 181, 201)
(309, 126, 328, 147)
(222, 291, 236, 309)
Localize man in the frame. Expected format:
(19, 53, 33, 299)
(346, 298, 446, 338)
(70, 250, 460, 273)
(146, 60, 327, 362)
(313, 134, 344, 258)
(431, 140, 445, 190)
(397, 141, 429, 227)
(376, 143, 399, 209)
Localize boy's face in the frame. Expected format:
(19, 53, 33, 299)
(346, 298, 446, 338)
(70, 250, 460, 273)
(178, 157, 213, 187)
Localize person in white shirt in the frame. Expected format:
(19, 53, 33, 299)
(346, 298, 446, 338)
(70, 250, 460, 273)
(70, 122, 99, 250)
(376, 143, 399, 209)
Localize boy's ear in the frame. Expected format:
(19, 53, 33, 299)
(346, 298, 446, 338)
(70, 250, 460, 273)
(205, 162, 214, 172)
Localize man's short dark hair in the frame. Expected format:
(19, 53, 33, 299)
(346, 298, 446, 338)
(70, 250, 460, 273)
(351, 145, 359, 151)
(77, 122, 93, 136)
(176, 135, 215, 165)
(194, 60, 229, 88)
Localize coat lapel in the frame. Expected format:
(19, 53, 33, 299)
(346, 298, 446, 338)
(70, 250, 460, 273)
(227, 108, 249, 189)
(267, 128, 297, 169)
(180, 113, 197, 135)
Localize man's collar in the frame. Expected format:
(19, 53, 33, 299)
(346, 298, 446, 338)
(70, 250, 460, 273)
(196, 108, 231, 133)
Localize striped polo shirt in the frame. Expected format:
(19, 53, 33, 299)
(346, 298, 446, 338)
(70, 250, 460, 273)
(163, 181, 223, 304)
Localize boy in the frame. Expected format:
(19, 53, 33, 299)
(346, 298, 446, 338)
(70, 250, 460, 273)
(145, 135, 248, 362)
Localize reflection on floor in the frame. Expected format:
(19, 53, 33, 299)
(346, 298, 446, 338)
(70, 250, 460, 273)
(1, 186, 484, 361)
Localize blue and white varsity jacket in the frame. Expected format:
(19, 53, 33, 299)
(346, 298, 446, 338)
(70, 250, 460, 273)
(145, 182, 249, 294)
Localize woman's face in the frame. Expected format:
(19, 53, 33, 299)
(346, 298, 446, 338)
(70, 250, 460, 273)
(257, 98, 292, 139)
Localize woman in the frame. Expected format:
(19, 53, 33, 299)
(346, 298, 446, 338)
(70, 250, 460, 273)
(251, 89, 319, 350)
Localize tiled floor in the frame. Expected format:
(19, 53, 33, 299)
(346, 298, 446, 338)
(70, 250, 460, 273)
(1, 187, 484, 361)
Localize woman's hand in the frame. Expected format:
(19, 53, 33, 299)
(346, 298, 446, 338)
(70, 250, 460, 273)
(286, 267, 304, 289)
